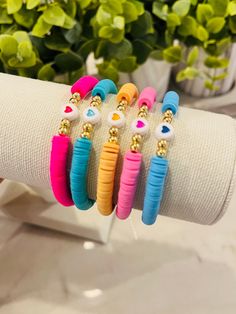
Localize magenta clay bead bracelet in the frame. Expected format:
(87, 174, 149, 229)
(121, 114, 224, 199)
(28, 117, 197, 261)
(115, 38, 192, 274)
(50, 75, 99, 206)
(116, 87, 157, 219)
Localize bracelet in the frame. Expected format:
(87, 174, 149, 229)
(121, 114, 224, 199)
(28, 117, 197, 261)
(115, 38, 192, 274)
(50, 75, 99, 206)
(116, 87, 157, 219)
(70, 79, 118, 210)
(97, 83, 138, 216)
(142, 91, 179, 225)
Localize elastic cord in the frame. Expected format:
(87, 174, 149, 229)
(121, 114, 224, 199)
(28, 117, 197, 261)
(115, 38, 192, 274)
(142, 154, 168, 225)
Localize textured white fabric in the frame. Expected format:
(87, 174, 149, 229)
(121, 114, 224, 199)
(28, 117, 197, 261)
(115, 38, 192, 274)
(0, 73, 235, 225)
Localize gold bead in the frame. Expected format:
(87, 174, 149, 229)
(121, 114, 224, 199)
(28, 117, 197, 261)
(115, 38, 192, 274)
(130, 143, 140, 152)
(72, 92, 81, 100)
(120, 99, 128, 106)
(132, 134, 142, 143)
(93, 95, 102, 103)
(69, 97, 78, 104)
(165, 109, 173, 117)
(140, 104, 148, 112)
(157, 140, 168, 149)
(117, 104, 125, 112)
(138, 112, 147, 118)
(109, 127, 119, 136)
(81, 131, 91, 139)
(58, 127, 69, 136)
(83, 123, 93, 133)
(108, 136, 118, 143)
(60, 119, 71, 128)
(162, 117, 172, 123)
(156, 149, 167, 157)
(90, 101, 99, 107)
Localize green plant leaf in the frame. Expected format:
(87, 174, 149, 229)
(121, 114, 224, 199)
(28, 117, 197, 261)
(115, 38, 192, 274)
(212, 72, 228, 81)
(163, 45, 182, 63)
(18, 41, 32, 58)
(78, 39, 97, 59)
(150, 49, 163, 60)
(0, 9, 13, 24)
(229, 16, 236, 33)
(99, 25, 113, 39)
(32, 16, 52, 37)
(167, 13, 181, 28)
(113, 16, 125, 30)
(96, 6, 112, 25)
(97, 60, 119, 82)
(42, 6, 66, 27)
(122, 2, 139, 23)
(63, 22, 81, 44)
(13, 31, 31, 43)
(196, 25, 209, 41)
(118, 56, 137, 72)
(130, 11, 154, 37)
(55, 51, 83, 71)
(8, 52, 36, 68)
(7, 0, 22, 14)
(187, 47, 199, 66)
(45, 31, 71, 52)
(172, 0, 191, 17)
(228, 1, 236, 16)
(13, 7, 37, 29)
(204, 80, 220, 91)
(108, 39, 132, 59)
(208, 0, 228, 17)
(37, 63, 56, 81)
(196, 4, 214, 24)
(128, 0, 144, 16)
(176, 66, 200, 81)
(26, 0, 40, 10)
(63, 14, 76, 29)
(178, 16, 197, 36)
(102, 0, 123, 15)
(0, 35, 18, 56)
(77, 0, 92, 10)
(152, 2, 168, 20)
(133, 39, 152, 64)
(206, 17, 225, 33)
(204, 56, 229, 68)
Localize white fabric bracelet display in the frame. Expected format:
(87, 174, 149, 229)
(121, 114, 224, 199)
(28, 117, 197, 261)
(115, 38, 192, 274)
(0, 73, 235, 225)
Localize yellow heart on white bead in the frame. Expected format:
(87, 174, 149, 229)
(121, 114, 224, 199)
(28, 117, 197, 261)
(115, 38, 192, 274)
(107, 110, 125, 128)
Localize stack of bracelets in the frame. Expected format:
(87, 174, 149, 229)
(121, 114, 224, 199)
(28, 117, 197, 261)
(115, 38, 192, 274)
(50, 75, 179, 225)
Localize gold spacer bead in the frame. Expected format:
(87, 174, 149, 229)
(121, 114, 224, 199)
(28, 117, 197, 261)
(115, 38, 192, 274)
(69, 97, 78, 104)
(109, 127, 119, 137)
(132, 134, 142, 143)
(60, 119, 71, 128)
(120, 99, 128, 106)
(165, 109, 173, 117)
(140, 105, 149, 112)
(72, 92, 81, 100)
(58, 127, 70, 136)
(92, 95, 102, 103)
(138, 112, 147, 118)
(130, 142, 140, 152)
(108, 136, 118, 143)
(157, 140, 168, 149)
(83, 122, 93, 133)
(117, 105, 125, 112)
(162, 117, 172, 123)
(90, 101, 99, 107)
(156, 149, 167, 157)
(81, 131, 91, 139)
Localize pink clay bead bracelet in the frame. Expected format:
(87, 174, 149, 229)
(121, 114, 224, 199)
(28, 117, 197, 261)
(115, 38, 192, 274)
(116, 87, 157, 219)
(50, 76, 99, 206)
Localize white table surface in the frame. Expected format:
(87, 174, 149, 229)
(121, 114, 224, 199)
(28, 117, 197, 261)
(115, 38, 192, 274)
(0, 188, 235, 314)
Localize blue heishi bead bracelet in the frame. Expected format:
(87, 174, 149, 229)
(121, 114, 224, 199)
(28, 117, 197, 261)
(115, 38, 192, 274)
(70, 79, 118, 210)
(142, 91, 179, 225)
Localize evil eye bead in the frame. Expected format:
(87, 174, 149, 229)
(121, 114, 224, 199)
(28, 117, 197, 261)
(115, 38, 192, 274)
(155, 122, 174, 141)
(60, 103, 79, 121)
(83, 107, 101, 125)
(131, 118, 149, 136)
(107, 110, 125, 128)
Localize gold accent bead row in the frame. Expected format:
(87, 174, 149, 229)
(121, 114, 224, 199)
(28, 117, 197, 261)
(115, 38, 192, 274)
(58, 119, 71, 136)
(108, 99, 128, 143)
(117, 99, 128, 112)
(130, 105, 148, 152)
(156, 109, 173, 157)
(80, 95, 102, 139)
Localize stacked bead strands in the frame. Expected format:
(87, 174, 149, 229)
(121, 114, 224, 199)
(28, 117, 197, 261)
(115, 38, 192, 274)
(142, 91, 179, 225)
(50, 75, 99, 206)
(70, 79, 118, 210)
(97, 83, 139, 216)
(116, 87, 157, 220)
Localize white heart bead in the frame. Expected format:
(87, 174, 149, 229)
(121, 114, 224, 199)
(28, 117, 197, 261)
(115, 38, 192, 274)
(155, 122, 174, 141)
(83, 107, 101, 124)
(131, 118, 149, 135)
(60, 103, 79, 121)
(107, 110, 125, 128)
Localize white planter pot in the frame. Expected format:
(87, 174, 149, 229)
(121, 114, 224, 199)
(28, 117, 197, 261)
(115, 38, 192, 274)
(173, 44, 236, 97)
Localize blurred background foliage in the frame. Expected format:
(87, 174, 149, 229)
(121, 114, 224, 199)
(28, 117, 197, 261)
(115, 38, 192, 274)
(0, 0, 236, 89)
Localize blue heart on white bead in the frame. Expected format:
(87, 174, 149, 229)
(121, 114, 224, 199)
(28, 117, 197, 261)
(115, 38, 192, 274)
(161, 125, 170, 133)
(87, 109, 95, 117)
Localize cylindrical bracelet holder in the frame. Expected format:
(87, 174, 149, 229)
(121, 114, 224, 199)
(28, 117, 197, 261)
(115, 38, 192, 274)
(0, 74, 236, 225)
